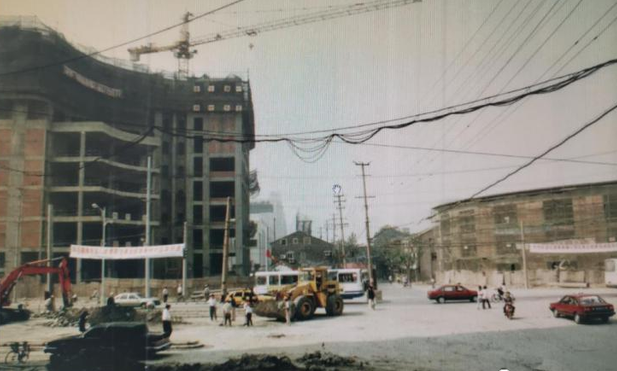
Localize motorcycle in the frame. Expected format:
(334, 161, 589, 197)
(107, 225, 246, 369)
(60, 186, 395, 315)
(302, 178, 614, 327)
(504, 302, 515, 319)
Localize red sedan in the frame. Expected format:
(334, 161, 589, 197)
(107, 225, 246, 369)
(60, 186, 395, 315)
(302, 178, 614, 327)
(550, 294, 615, 324)
(428, 285, 477, 304)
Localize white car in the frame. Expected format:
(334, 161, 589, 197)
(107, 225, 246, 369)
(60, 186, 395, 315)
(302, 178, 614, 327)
(114, 292, 161, 308)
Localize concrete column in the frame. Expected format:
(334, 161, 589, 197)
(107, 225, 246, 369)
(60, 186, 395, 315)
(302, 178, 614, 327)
(76, 131, 86, 282)
(5, 102, 27, 271)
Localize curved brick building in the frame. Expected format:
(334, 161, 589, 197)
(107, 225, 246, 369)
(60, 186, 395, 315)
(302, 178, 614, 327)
(0, 17, 256, 282)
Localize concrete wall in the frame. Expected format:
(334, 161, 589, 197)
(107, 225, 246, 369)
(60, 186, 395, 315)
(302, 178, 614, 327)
(436, 268, 607, 288)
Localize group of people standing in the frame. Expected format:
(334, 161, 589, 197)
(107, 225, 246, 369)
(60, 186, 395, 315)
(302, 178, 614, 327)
(161, 284, 184, 303)
(206, 292, 254, 327)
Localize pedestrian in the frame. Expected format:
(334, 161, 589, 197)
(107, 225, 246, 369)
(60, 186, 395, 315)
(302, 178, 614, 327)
(162, 287, 169, 303)
(207, 294, 218, 321)
(44, 295, 54, 313)
(244, 302, 253, 327)
(367, 285, 376, 310)
(203, 285, 210, 301)
(176, 283, 183, 303)
(90, 289, 99, 301)
(388, 275, 393, 284)
(106, 293, 115, 307)
(430, 277, 436, 289)
(78, 310, 88, 333)
(284, 294, 292, 325)
(222, 301, 233, 326)
(482, 285, 492, 309)
(162, 304, 173, 338)
(230, 296, 238, 322)
(477, 286, 483, 310)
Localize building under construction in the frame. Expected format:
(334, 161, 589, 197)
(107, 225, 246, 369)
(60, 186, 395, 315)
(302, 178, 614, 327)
(0, 17, 257, 282)
(421, 181, 617, 286)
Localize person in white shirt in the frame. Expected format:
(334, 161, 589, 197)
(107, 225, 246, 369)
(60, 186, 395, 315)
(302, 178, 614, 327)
(162, 304, 172, 338)
(476, 286, 483, 309)
(222, 301, 233, 326)
(284, 294, 292, 325)
(482, 285, 492, 309)
(207, 295, 218, 321)
(243, 302, 253, 327)
(176, 284, 183, 302)
(162, 287, 169, 303)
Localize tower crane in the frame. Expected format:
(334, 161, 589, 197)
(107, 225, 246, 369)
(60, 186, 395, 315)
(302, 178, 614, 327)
(128, 0, 422, 78)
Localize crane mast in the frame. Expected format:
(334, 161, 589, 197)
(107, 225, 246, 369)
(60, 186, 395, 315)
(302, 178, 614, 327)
(127, 0, 422, 78)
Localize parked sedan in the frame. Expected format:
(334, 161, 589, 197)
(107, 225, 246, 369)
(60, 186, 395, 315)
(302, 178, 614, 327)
(428, 285, 477, 303)
(550, 294, 615, 324)
(114, 292, 161, 308)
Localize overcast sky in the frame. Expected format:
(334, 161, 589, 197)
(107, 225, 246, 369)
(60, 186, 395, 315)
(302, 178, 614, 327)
(2, 0, 617, 240)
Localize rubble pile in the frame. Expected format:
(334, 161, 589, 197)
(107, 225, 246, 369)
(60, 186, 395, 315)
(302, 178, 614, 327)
(211, 355, 301, 371)
(88, 306, 138, 325)
(34, 308, 82, 327)
(297, 351, 360, 369)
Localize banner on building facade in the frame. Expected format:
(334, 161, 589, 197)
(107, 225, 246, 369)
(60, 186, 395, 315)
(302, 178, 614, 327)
(528, 242, 617, 254)
(70, 244, 185, 260)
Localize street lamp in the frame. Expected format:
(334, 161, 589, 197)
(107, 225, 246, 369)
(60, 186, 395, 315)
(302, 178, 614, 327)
(92, 203, 112, 305)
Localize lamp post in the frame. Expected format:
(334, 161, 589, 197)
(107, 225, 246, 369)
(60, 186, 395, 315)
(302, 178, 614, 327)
(93, 203, 112, 305)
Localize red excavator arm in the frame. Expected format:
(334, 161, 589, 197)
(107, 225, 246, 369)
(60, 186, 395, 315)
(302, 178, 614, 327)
(0, 257, 72, 308)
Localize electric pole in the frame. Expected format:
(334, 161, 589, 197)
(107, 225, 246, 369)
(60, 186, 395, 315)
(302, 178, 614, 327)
(334, 193, 347, 267)
(355, 161, 375, 285)
(221, 197, 232, 298)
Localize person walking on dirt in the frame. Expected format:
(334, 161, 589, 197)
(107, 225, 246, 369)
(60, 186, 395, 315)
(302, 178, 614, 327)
(106, 293, 115, 307)
(284, 294, 292, 325)
(176, 283, 183, 303)
(230, 296, 238, 322)
(222, 301, 233, 326)
(162, 304, 173, 338)
(78, 310, 89, 333)
(477, 286, 483, 310)
(203, 285, 210, 301)
(207, 294, 218, 321)
(367, 285, 376, 310)
(244, 302, 253, 327)
(482, 286, 492, 309)
(162, 287, 169, 303)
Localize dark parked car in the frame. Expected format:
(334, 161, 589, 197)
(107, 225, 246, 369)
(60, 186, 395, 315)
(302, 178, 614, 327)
(44, 322, 171, 363)
(428, 285, 477, 303)
(549, 294, 615, 324)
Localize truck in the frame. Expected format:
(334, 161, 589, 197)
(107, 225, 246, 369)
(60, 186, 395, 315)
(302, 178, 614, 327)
(0, 257, 72, 325)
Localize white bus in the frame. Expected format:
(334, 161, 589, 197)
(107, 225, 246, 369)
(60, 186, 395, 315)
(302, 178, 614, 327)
(254, 271, 299, 294)
(329, 268, 369, 302)
(605, 259, 617, 287)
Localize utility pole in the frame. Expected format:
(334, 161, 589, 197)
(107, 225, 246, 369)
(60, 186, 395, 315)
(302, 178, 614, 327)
(520, 220, 529, 289)
(221, 197, 232, 298)
(355, 161, 375, 285)
(331, 213, 337, 247)
(182, 221, 188, 297)
(46, 204, 53, 293)
(334, 193, 347, 267)
(145, 156, 152, 298)
(325, 220, 329, 243)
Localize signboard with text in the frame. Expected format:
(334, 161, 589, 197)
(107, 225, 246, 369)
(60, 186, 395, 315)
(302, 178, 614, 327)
(529, 242, 617, 254)
(70, 244, 185, 260)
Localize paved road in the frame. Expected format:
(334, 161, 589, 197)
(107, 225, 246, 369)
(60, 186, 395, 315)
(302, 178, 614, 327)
(2, 284, 616, 370)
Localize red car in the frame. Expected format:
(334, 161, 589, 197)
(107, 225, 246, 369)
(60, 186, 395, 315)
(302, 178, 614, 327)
(549, 294, 615, 324)
(428, 285, 477, 304)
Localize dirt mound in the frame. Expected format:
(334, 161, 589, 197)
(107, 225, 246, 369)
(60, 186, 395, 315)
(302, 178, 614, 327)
(150, 353, 365, 371)
(297, 351, 359, 369)
(88, 306, 139, 325)
(33, 308, 82, 327)
(254, 299, 286, 321)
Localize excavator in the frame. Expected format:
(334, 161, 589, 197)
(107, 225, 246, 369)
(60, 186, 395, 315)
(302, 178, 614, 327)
(0, 257, 72, 325)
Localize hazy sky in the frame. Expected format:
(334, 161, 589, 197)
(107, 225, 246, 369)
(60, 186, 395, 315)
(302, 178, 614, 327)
(2, 0, 617, 240)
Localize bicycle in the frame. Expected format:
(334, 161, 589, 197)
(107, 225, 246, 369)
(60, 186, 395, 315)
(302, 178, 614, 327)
(4, 341, 30, 364)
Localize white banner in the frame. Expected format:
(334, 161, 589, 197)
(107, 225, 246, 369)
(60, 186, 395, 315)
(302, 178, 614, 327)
(70, 244, 185, 260)
(529, 242, 617, 254)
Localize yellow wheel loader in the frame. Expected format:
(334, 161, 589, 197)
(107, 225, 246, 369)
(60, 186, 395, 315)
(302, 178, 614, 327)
(254, 267, 344, 321)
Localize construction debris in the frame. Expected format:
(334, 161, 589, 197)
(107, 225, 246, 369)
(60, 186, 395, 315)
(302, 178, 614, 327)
(297, 351, 360, 369)
(33, 308, 82, 327)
